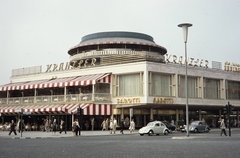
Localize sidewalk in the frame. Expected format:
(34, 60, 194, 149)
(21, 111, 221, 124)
(0, 130, 137, 139)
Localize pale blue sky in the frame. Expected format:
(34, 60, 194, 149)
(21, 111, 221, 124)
(0, 0, 240, 85)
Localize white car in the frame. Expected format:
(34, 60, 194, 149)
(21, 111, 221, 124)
(138, 121, 169, 136)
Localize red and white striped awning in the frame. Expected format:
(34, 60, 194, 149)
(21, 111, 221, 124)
(42, 76, 77, 88)
(0, 73, 111, 91)
(19, 79, 50, 90)
(69, 104, 112, 115)
(0, 82, 28, 91)
(69, 73, 111, 86)
(0, 103, 112, 115)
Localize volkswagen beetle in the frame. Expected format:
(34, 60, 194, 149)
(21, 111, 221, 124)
(138, 121, 169, 136)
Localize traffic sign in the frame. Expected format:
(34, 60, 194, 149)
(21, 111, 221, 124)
(23, 112, 31, 115)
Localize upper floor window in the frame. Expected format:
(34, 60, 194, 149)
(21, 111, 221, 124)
(112, 72, 143, 97)
(149, 72, 175, 97)
(179, 75, 199, 98)
(226, 80, 240, 99)
(204, 78, 221, 99)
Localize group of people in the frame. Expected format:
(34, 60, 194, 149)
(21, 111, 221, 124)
(101, 118, 135, 134)
(8, 119, 25, 136)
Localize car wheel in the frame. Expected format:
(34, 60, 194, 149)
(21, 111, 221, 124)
(164, 130, 168, 135)
(194, 128, 198, 133)
(148, 130, 153, 136)
(140, 134, 144, 136)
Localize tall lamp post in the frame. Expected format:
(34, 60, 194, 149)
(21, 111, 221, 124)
(178, 23, 192, 137)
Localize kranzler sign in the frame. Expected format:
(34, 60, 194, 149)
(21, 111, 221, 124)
(165, 54, 209, 68)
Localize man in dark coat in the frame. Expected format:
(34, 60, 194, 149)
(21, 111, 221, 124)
(59, 119, 67, 134)
(8, 120, 17, 135)
(120, 119, 125, 134)
(18, 119, 25, 133)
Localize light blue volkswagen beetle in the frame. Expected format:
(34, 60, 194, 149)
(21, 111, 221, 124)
(139, 121, 169, 136)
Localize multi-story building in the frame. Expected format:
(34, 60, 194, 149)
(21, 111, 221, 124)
(0, 31, 239, 130)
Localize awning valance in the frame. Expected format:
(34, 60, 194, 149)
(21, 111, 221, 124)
(0, 103, 112, 115)
(0, 73, 111, 91)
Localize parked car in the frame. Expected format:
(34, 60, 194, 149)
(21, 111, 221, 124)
(182, 121, 211, 133)
(139, 121, 170, 136)
(163, 121, 176, 132)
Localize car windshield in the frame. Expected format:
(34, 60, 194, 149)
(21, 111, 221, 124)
(147, 122, 155, 126)
(191, 122, 200, 125)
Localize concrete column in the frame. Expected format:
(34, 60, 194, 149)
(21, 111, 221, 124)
(150, 108, 153, 121)
(199, 110, 201, 120)
(176, 109, 179, 122)
(121, 108, 124, 119)
(64, 86, 67, 102)
(144, 115, 146, 126)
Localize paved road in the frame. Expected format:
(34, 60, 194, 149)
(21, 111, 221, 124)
(0, 128, 239, 158)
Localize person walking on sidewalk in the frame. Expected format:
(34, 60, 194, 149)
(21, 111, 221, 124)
(59, 119, 67, 134)
(220, 118, 227, 136)
(101, 120, 106, 131)
(52, 119, 57, 135)
(120, 119, 125, 134)
(8, 120, 17, 136)
(129, 119, 135, 133)
(113, 118, 117, 134)
(18, 119, 25, 133)
(109, 119, 113, 134)
(75, 119, 80, 136)
(105, 118, 109, 130)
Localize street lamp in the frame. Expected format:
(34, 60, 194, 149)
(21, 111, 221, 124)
(178, 23, 192, 137)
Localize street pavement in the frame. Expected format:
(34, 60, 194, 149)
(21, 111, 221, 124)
(0, 128, 238, 139)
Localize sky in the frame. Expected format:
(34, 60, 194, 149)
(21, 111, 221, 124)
(0, 0, 240, 85)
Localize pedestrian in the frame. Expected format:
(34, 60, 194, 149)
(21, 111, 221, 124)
(129, 119, 135, 133)
(101, 120, 106, 131)
(113, 118, 117, 134)
(72, 120, 77, 136)
(91, 118, 95, 131)
(171, 119, 175, 126)
(85, 120, 89, 130)
(52, 119, 57, 135)
(45, 118, 49, 132)
(18, 119, 25, 133)
(220, 118, 227, 136)
(75, 119, 80, 136)
(105, 118, 109, 130)
(120, 119, 125, 134)
(8, 120, 17, 136)
(59, 119, 67, 134)
(109, 119, 113, 134)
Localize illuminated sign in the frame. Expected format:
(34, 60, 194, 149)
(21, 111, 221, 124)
(153, 98, 173, 104)
(117, 98, 140, 104)
(165, 54, 209, 68)
(224, 61, 240, 72)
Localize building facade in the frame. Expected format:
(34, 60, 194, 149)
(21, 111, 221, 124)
(0, 31, 240, 130)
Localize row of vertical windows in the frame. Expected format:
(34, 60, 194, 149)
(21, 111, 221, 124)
(112, 72, 240, 100)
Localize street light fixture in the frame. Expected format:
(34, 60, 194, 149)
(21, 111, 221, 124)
(178, 23, 192, 137)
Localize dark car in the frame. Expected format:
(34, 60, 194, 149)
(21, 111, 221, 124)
(182, 121, 210, 133)
(163, 121, 176, 132)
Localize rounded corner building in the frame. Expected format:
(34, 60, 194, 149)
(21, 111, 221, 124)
(0, 31, 240, 130)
